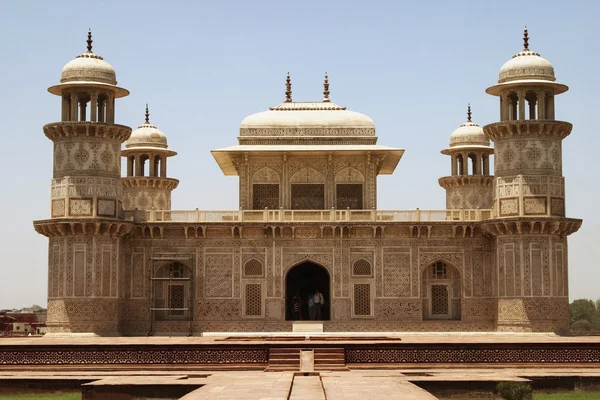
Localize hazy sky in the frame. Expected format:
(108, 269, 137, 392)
(1, 0, 598, 308)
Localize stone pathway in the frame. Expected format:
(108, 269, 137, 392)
(288, 375, 325, 400)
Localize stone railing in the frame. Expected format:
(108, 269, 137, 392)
(123, 209, 493, 223)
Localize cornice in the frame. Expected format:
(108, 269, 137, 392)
(480, 217, 582, 238)
(438, 175, 494, 189)
(33, 218, 134, 238)
(43, 122, 131, 142)
(121, 177, 179, 190)
(483, 120, 572, 142)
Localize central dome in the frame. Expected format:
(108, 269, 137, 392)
(240, 101, 375, 136)
(61, 52, 117, 85)
(498, 49, 555, 84)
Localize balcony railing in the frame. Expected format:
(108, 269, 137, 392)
(123, 209, 493, 223)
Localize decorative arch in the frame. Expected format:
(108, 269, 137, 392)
(418, 253, 464, 274)
(152, 261, 193, 322)
(421, 260, 461, 321)
(290, 167, 325, 184)
(352, 259, 372, 276)
(285, 259, 330, 321)
(251, 167, 280, 210)
(335, 167, 364, 183)
(252, 167, 280, 183)
(243, 258, 263, 277)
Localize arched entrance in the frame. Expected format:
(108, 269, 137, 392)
(285, 261, 330, 321)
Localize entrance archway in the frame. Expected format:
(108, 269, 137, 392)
(285, 261, 330, 321)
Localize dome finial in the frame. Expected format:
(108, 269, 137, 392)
(523, 26, 529, 50)
(467, 103, 472, 122)
(323, 72, 330, 102)
(87, 29, 93, 53)
(145, 103, 150, 124)
(285, 73, 292, 102)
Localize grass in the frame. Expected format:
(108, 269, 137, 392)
(0, 392, 80, 400)
(533, 393, 600, 400)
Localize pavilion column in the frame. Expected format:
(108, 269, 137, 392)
(451, 154, 457, 176)
(106, 93, 114, 124)
(135, 155, 143, 177)
(149, 153, 156, 177)
(61, 95, 69, 121)
(90, 92, 98, 122)
(518, 89, 526, 120)
(70, 90, 78, 122)
(127, 156, 134, 177)
(537, 91, 546, 119)
(160, 156, 167, 178)
(483, 155, 490, 176)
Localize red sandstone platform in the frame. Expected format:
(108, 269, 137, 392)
(1, 333, 599, 371)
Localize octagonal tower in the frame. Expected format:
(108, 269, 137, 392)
(121, 105, 178, 212)
(482, 29, 581, 332)
(439, 105, 494, 209)
(33, 32, 133, 335)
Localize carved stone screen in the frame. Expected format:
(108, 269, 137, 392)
(353, 283, 371, 316)
(336, 184, 363, 209)
(291, 184, 324, 210)
(244, 283, 262, 317)
(253, 184, 279, 210)
(352, 259, 372, 276)
(431, 284, 449, 317)
(244, 259, 263, 277)
(168, 284, 184, 316)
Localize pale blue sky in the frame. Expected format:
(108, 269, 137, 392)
(0, 0, 598, 308)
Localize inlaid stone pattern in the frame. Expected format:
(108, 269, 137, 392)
(53, 138, 121, 177)
(122, 187, 171, 211)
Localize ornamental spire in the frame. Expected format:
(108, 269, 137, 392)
(467, 103, 472, 122)
(145, 103, 150, 124)
(87, 29, 93, 53)
(323, 72, 330, 102)
(523, 26, 529, 50)
(285, 73, 292, 102)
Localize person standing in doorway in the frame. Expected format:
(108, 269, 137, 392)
(307, 292, 315, 320)
(313, 289, 324, 320)
(291, 290, 302, 320)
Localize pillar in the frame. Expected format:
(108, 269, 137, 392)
(160, 156, 167, 178)
(149, 153, 156, 177)
(98, 99, 105, 123)
(451, 154, 457, 176)
(90, 92, 98, 122)
(70, 90, 78, 122)
(538, 91, 546, 119)
(135, 155, 143, 176)
(518, 90, 526, 120)
(61, 96, 69, 121)
(127, 156, 134, 177)
(106, 94, 114, 124)
(483, 155, 490, 176)
(79, 99, 87, 121)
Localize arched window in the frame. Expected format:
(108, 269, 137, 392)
(152, 262, 192, 321)
(421, 261, 461, 320)
(244, 259, 263, 277)
(352, 259, 372, 276)
(525, 90, 537, 120)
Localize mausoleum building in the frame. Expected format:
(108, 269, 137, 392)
(34, 29, 581, 335)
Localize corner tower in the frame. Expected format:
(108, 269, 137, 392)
(121, 105, 178, 212)
(439, 105, 494, 209)
(482, 29, 581, 332)
(33, 32, 133, 335)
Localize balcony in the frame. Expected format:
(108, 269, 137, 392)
(123, 209, 493, 224)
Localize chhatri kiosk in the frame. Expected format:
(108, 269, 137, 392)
(34, 29, 580, 336)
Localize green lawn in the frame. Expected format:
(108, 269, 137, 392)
(0, 392, 80, 400)
(534, 393, 600, 400)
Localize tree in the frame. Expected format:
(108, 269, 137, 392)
(569, 299, 596, 323)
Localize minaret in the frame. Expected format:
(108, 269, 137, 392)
(121, 104, 178, 213)
(33, 32, 133, 335)
(439, 105, 494, 210)
(482, 28, 581, 333)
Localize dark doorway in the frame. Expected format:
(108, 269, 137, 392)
(285, 262, 330, 321)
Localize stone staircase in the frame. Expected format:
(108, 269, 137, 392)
(265, 348, 347, 372)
